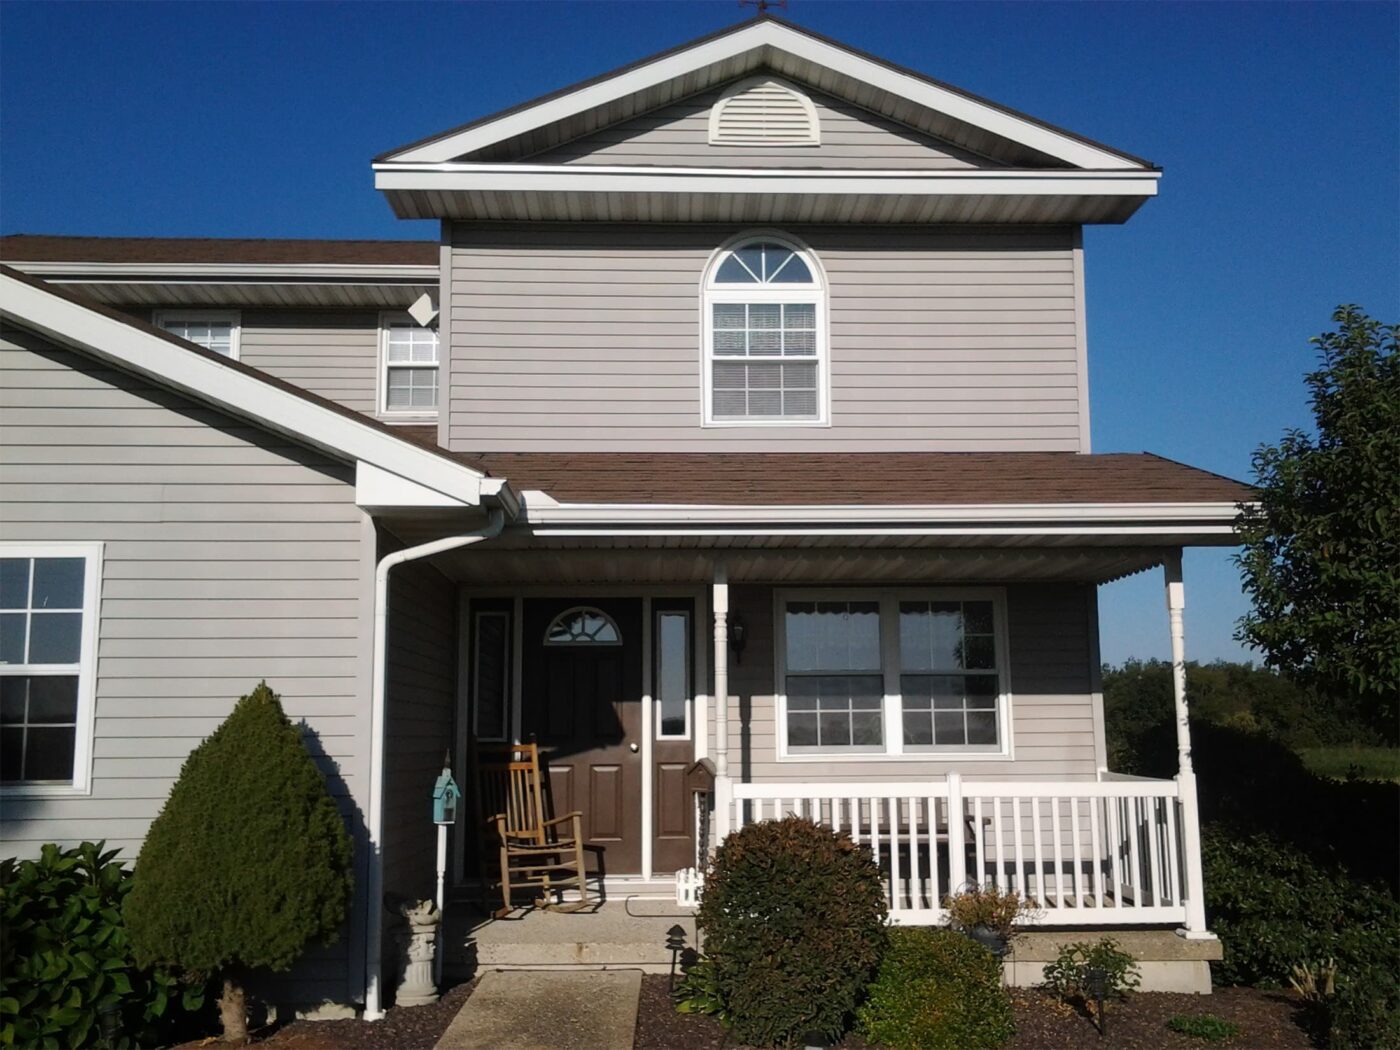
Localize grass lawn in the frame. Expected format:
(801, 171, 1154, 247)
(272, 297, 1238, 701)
(1298, 745, 1400, 783)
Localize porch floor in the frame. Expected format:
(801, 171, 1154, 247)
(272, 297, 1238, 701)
(444, 897, 698, 977)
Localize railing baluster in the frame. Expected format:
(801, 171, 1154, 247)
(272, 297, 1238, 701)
(1106, 795, 1123, 908)
(871, 796, 881, 875)
(991, 797, 1006, 893)
(1089, 797, 1104, 908)
(1146, 796, 1164, 908)
(909, 795, 923, 911)
(1165, 794, 1183, 906)
(1031, 796, 1044, 906)
(1012, 795, 1025, 899)
(972, 796, 985, 890)
(1050, 796, 1064, 910)
(1069, 797, 1083, 909)
(926, 796, 939, 912)
(888, 797, 902, 914)
(1126, 796, 1143, 908)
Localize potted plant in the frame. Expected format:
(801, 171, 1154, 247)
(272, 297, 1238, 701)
(943, 884, 1032, 957)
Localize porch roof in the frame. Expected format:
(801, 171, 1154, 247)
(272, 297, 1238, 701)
(451, 450, 1252, 507)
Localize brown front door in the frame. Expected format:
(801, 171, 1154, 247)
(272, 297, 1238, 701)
(522, 598, 643, 875)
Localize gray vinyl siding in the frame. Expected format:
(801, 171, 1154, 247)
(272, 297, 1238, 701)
(239, 311, 382, 417)
(130, 307, 400, 422)
(380, 554, 458, 906)
(716, 583, 1100, 783)
(534, 85, 1002, 169)
(447, 223, 1083, 452)
(0, 327, 372, 1007)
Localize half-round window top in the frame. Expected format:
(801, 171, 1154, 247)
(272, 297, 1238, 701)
(711, 241, 816, 286)
(544, 607, 622, 646)
(708, 77, 821, 147)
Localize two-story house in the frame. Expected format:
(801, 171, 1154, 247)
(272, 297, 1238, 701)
(0, 17, 1250, 1018)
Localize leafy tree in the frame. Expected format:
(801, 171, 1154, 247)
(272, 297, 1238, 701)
(1236, 306, 1399, 736)
(124, 683, 353, 1044)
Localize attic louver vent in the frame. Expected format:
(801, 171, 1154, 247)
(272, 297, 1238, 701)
(708, 77, 820, 147)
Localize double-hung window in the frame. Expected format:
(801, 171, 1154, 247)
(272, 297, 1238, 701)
(777, 589, 1010, 758)
(155, 310, 241, 359)
(0, 545, 101, 793)
(380, 313, 440, 416)
(703, 237, 827, 425)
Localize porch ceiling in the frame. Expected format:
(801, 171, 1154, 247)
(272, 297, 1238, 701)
(418, 539, 1169, 586)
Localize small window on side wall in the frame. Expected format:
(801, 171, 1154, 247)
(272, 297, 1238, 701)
(155, 310, 241, 359)
(380, 313, 440, 416)
(473, 610, 510, 743)
(703, 236, 827, 426)
(0, 545, 101, 793)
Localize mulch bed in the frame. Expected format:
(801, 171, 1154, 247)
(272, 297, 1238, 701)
(174, 980, 476, 1049)
(634, 974, 1319, 1049)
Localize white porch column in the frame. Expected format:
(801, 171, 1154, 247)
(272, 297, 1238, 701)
(712, 563, 733, 840)
(1165, 551, 1211, 937)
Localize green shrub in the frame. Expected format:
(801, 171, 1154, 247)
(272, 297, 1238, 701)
(857, 927, 1014, 1050)
(1041, 938, 1141, 1004)
(124, 682, 353, 1044)
(1201, 828, 1400, 1049)
(0, 842, 208, 1049)
(1166, 1014, 1241, 1041)
(695, 816, 886, 1047)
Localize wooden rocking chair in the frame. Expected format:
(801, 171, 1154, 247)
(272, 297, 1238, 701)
(476, 742, 589, 917)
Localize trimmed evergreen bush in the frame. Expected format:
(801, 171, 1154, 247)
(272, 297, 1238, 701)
(124, 682, 353, 1044)
(695, 816, 887, 1047)
(0, 842, 209, 1049)
(857, 927, 1014, 1050)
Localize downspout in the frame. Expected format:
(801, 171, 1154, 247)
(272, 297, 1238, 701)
(363, 508, 505, 1020)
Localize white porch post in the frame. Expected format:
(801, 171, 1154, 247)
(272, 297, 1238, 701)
(1166, 551, 1211, 937)
(712, 563, 733, 841)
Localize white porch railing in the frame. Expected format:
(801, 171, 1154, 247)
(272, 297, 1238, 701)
(729, 771, 1195, 928)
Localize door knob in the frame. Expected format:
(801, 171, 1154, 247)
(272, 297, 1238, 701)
(629, 742, 639, 753)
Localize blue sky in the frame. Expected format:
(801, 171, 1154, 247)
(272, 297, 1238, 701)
(3, 2, 1396, 665)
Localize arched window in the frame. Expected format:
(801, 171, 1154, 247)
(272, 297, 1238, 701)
(703, 236, 827, 425)
(544, 607, 622, 646)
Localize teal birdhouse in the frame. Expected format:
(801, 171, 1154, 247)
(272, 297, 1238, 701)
(432, 758, 461, 826)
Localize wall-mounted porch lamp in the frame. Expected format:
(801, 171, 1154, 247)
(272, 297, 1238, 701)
(729, 613, 748, 664)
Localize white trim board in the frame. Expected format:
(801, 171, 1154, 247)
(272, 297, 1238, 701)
(374, 165, 1160, 200)
(0, 269, 499, 511)
(381, 20, 1150, 170)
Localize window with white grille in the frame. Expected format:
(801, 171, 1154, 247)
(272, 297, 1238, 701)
(703, 237, 827, 425)
(379, 314, 440, 415)
(708, 77, 821, 146)
(155, 310, 241, 359)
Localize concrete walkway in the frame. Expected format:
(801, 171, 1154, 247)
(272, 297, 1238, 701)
(434, 969, 641, 1050)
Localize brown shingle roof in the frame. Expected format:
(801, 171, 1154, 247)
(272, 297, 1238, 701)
(450, 451, 1253, 506)
(0, 235, 438, 266)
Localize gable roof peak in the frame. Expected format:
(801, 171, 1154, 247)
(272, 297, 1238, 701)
(377, 17, 1154, 171)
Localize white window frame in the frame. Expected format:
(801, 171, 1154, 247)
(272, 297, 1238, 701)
(654, 607, 692, 741)
(378, 311, 440, 419)
(472, 609, 511, 743)
(700, 232, 830, 428)
(773, 586, 1014, 762)
(153, 309, 241, 360)
(0, 542, 102, 796)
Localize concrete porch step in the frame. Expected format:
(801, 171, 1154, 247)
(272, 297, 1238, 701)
(444, 899, 698, 977)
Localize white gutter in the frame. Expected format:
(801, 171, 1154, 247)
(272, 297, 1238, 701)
(519, 499, 1244, 527)
(9, 261, 438, 282)
(363, 509, 505, 1020)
